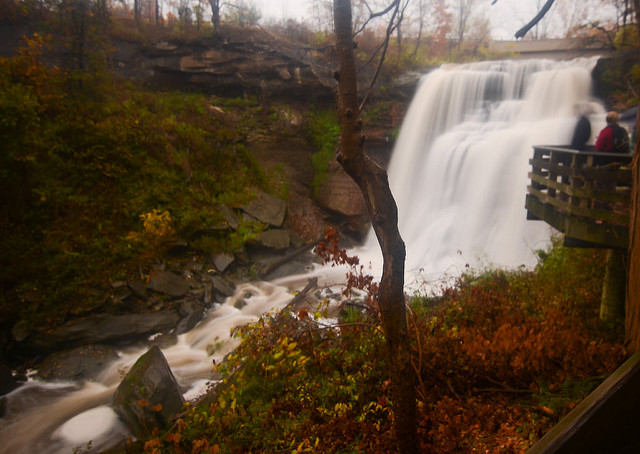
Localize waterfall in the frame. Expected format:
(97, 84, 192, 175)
(377, 57, 606, 284)
(0, 57, 609, 453)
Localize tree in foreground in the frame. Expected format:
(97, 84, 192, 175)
(332, 0, 417, 451)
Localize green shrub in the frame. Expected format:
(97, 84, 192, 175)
(0, 36, 277, 328)
(308, 109, 340, 195)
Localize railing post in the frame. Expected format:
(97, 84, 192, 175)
(548, 149, 558, 199)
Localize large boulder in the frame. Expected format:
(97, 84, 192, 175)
(317, 160, 367, 217)
(17, 311, 181, 354)
(37, 344, 119, 382)
(251, 229, 291, 250)
(242, 189, 287, 227)
(147, 270, 190, 297)
(112, 346, 184, 438)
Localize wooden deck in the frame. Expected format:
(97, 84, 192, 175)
(525, 146, 633, 249)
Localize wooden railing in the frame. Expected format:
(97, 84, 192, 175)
(525, 146, 633, 249)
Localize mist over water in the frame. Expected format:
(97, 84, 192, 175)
(0, 57, 608, 453)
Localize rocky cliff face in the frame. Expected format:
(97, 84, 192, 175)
(110, 28, 336, 102)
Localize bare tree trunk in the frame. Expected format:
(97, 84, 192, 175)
(134, 0, 141, 26)
(71, 0, 86, 71)
(413, 19, 423, 58)
(209, 0, 220, 31)
(396, 22, 402, 61)
(333, 1, 417, 452)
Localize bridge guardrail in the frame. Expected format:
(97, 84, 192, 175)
(526, 145, 632, 249)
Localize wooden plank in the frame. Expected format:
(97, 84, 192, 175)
(528, 173, 631, 204)
(525, 194, 629, 249)
(527, 352, 640, 453)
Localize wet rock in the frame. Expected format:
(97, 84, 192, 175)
(211, 253, 235, 273)
(186, 259, 203, 272)
(175, 300, 204, 334)
(210, 275, 235, 298)
(252, 229, 290, 250)
(147, 333, 178, 349)
(175, 311, 204, 334)
(242, 189, 287, 227)
(147, 270, 190, 297)
(37, 344, 119, 382)
(203, 284, 214, 306)
(20, 311, 181, 354)
(11, 321, 29, 343)
(217, 204, 240, 230)
(112, 285, 132, 303)
(0, 364, 21, 396)
(128, 280, 147, 298)
(112, 346, 184, 438)
(233, 299, 248, 310)
(316, 159, 367, 218)
(167, 239, 189, 256)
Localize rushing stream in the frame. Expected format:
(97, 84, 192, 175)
(0, 57, 610, 453)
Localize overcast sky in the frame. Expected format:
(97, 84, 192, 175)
(255, 0, 617, 41)
(256, 0, 309, 22)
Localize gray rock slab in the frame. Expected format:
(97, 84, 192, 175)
(147, 270, 190, 297)
(253, 229, 290, 250)
(22, 311, 181, 353)
(241, 189, 286, 227)
(210, 275, 235, 297)
(37, 344, 119, 382)
(211, 253, 235, 273)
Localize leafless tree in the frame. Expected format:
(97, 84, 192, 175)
(332, 0, 417, 452)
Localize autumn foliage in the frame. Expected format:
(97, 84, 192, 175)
(136, 235, 626, 453)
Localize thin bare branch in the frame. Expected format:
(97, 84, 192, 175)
(353, 0, 399, 36)
(358, 0, 409, 112)
(515, 0, 556, 39)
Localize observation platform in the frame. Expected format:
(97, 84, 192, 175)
(525, 145, 633, 249)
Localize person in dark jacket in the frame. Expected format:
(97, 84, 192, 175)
(571, 113, 591, 151)
(595, 111, 630, 153)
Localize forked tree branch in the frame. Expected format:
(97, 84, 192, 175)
(353, 0, 399, 36)
(358, 0, 409, 112)
(515, 0, 556, 38)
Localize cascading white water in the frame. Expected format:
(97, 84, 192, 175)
(0, 57, 609, 453)
(379, 57, 607, 283)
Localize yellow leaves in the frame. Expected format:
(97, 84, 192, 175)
(141, 209, 175, 238)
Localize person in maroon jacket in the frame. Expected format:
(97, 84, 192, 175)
(595, 111, 630, 153)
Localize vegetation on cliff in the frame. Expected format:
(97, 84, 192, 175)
(0, 34, 295, 333)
